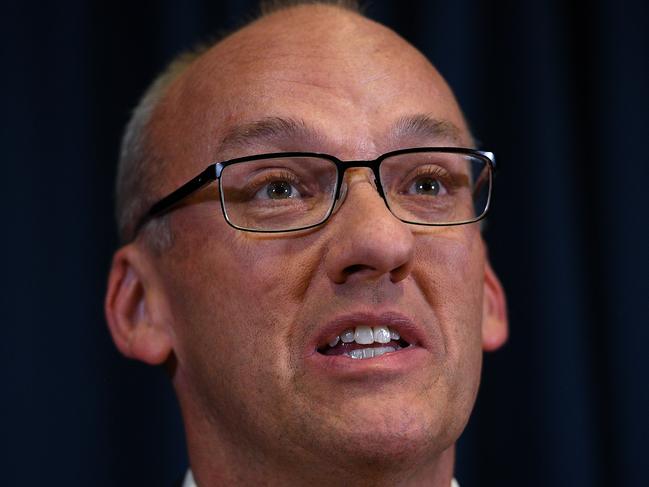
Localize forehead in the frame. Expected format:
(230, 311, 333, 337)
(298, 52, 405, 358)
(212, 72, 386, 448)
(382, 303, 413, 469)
(152, 6, 470, 182)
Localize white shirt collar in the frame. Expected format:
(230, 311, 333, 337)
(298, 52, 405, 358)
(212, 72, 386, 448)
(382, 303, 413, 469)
(183, 470, 460, 486)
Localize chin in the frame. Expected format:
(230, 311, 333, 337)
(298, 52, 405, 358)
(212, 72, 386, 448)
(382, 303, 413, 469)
(305, 393, 463, 469)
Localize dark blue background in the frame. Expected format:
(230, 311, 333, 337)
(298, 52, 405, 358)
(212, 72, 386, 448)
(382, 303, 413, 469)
(2, 0, 648, 485)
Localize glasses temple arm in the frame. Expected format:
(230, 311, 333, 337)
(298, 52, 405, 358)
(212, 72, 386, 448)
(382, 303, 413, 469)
(132, 165, 218, 237)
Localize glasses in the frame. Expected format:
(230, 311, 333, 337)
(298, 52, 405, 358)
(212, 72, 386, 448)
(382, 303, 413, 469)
(135, 147, 496, 235)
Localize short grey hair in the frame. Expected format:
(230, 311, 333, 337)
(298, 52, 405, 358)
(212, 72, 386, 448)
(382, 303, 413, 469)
(115, 50, 205, 245)
(115, 0, 363, 245)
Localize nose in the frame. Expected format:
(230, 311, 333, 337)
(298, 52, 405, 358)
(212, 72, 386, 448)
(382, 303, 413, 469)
(324, 170, 415, 285)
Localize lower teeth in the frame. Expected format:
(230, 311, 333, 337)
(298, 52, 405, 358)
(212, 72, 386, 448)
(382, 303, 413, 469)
(346, 346, 399, 359)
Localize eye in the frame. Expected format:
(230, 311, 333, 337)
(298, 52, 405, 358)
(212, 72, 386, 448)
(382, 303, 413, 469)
(396, 162, 456, 198)
(406, 174, 448, 196)
(252, 174, 304, 201)
(264, 180, 297, 199)
(407, 175, 447, 196)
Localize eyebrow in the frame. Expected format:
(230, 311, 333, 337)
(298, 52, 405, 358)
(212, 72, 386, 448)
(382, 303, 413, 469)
(215, 113, 468, 156)
(217, 116, 323, 154)
(390, 114, 467, 146)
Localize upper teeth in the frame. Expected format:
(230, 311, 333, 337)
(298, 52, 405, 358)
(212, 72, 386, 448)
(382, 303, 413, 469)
(328, 325, 401, 347)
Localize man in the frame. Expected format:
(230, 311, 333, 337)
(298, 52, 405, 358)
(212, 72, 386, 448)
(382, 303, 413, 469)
(105, 1, 508, 485)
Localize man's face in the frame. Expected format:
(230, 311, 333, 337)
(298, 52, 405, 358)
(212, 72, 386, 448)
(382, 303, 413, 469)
(144, 6, 505, 471)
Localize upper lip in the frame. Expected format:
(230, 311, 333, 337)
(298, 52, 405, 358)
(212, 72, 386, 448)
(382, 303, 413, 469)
(309, 310, 428, 353)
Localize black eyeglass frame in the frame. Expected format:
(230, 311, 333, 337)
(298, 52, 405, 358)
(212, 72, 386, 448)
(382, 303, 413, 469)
(134, 147, 496, 236)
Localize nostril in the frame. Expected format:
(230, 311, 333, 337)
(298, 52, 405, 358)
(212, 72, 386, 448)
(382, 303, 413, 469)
(389, 260, 413, 283)
(343, 264, 372, 276)
(331, 264, 378, 284)
(334, 255, 413, 284)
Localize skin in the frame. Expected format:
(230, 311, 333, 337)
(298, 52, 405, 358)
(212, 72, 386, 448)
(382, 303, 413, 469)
(105, 5, 508, 487)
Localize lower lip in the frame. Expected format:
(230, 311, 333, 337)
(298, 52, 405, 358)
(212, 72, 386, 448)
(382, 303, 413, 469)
(303, 345, 429, 381)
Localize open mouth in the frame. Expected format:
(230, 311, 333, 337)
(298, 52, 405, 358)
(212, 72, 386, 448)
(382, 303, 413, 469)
(317, 325, 412, 360)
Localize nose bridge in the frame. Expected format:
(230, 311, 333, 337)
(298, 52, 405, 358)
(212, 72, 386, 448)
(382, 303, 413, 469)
(334, 162, 385, 212)
(325, 162, 415, 285)
(343, 160, 382, 179)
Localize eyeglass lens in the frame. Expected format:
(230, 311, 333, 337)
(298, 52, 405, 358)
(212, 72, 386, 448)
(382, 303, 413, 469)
(219, 152, 490, 231)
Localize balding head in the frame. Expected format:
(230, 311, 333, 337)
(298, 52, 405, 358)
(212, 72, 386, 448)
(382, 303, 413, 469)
(116, 1, 468, 244)
(116, 1, 361, 244)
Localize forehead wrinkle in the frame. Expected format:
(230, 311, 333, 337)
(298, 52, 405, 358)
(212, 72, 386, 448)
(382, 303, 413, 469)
(390, 114, 469, 147)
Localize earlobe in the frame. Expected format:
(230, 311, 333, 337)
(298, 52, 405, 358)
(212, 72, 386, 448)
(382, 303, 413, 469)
(105, 245, 173, 365)
(481, 261, 508, 351)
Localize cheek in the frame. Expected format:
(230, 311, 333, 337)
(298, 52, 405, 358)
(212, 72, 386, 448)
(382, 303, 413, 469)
(161, 228, 321, 377)
(412, 228, 485, 378)
(161, 229, 330, 443)
(413, 227, 485, 317)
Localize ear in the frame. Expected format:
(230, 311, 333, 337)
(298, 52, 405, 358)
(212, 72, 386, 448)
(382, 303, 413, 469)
(104, 244, 173, 365)
(481, 261, 508, 351)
